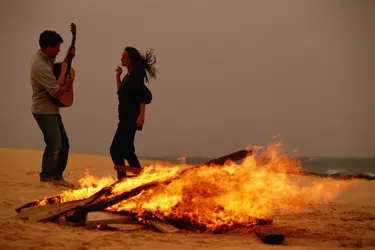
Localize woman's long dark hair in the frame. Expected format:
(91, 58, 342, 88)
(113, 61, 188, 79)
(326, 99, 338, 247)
(125, 46, 157, 83)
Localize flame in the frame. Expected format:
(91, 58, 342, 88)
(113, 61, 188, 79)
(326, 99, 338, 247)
(38, 141, 353, 230)
(59, 173, 115, 203)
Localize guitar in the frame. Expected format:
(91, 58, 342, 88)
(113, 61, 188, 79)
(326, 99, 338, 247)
(50, 22, 76, 107)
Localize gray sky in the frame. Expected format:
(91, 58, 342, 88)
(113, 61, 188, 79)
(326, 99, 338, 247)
(1, 0, 374, 158)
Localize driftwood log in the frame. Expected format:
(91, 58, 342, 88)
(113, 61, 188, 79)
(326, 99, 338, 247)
(15, 179, 120, 213)
(16, 180, 121, 222)
(298, 171, 375, 181)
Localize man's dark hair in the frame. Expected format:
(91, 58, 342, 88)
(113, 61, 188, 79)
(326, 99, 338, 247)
(39, 30, 63, 49)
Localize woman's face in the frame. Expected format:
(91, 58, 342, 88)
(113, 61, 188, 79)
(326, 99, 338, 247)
(121, 51, 132, 67)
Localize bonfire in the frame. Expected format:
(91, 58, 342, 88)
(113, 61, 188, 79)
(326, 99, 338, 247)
(15, 142, 351, 244)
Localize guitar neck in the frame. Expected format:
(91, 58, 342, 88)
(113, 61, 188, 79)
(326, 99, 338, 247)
(64, 36, 76, 78)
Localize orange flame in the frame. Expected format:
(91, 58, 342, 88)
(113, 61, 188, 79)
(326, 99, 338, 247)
(49, 141, 353, 230)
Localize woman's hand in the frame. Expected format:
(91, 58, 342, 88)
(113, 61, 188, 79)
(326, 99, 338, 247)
(115, 66, 123, 77)
(136, 115, 145, 127)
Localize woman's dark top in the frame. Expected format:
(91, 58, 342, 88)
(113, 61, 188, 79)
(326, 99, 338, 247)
(117, 72, 152, 130)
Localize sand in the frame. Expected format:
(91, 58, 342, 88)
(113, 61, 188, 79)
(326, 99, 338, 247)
(0, 148, 374, 250)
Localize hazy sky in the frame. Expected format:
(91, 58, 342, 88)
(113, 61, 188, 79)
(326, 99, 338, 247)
(1, 0, 374, 158)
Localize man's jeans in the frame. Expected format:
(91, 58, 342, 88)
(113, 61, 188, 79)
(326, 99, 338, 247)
(33, 114, 70, 181)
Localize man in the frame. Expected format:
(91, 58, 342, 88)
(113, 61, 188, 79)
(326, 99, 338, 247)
(30, 30, 76, 188)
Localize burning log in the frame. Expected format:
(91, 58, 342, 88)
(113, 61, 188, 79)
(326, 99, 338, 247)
(67, 181, 161, 222)
(15, 180, 120, 214)
(202, 150, 253, 166)
(16, 181, 120, 222)
(166, 215, 273, 234)
(17, 200, 87, 222)
(15, 196, 61, 213)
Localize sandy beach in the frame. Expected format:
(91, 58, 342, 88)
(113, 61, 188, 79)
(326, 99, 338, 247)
(0, 147, 374, 250)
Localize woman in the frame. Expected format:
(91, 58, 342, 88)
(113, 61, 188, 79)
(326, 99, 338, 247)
(110, 46, 156, 179)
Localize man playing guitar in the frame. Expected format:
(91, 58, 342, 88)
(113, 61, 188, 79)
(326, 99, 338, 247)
(30, 29, 76, 188)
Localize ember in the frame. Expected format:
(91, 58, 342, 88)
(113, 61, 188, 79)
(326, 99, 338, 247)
(15, 142, 352, 239)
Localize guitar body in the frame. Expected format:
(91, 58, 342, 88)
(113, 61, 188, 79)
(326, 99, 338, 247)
(52, 62, 75, 107)
(49, 22, 77, 108)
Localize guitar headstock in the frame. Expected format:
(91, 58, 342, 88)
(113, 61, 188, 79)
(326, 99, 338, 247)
(70, 22, 76, 37)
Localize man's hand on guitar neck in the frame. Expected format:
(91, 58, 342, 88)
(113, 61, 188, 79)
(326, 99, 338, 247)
(63, 46, 76, 63)
(53, 75, 74, 98)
